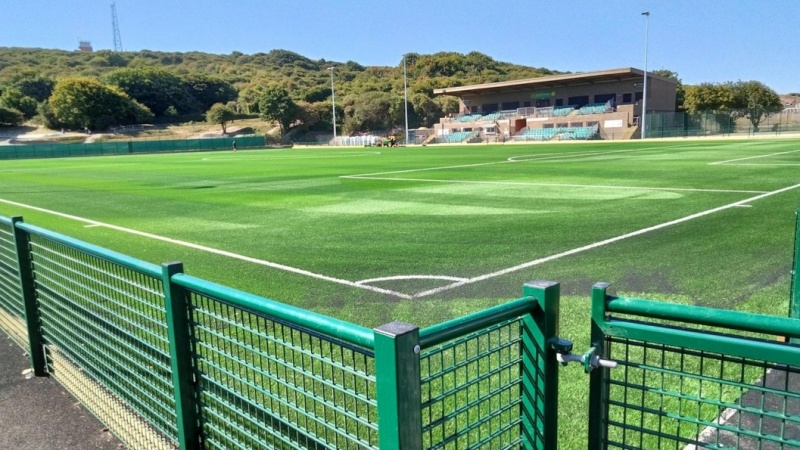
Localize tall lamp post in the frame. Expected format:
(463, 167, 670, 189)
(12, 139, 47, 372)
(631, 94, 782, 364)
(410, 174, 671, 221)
(327, 67, 337, 144)
(641, 11, 650, 140)
(403, 55, 409, 145)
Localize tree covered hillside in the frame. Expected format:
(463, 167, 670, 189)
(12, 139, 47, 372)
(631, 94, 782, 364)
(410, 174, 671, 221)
(0, 47, 563, 133)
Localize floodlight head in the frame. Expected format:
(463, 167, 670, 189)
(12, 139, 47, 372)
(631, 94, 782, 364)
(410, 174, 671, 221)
(642, 11, 650, 16)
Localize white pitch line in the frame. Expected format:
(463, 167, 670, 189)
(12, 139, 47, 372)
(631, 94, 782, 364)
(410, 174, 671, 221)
(0, 198, 413, 299)
(709, 148, 800, 165)
(412, 182, 800, 298)
(355, 275, 469, 285)
(345, 146, 659, 179)
(344, 176, 767, 194)
(720, 163, 800, 167)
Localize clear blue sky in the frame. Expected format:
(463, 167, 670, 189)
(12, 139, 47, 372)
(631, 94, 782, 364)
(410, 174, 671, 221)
(3, 0, 799, 94)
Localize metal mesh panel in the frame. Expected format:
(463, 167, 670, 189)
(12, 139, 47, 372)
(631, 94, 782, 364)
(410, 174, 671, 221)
(420, 318, 534, 449)
(0, 220, 26, 347)
(27, 234, 177, 448)
(604, 337, 800, 449)
(189, 291, 378, 449)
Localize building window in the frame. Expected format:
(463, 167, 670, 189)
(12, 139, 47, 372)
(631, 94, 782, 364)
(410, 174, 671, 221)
(555, 98, 564, 107)
(535, 99, 551, 107)
(482, 103, 499, 113)
(594, 93, 615, 105)
(470, 106, 478, 113)
(635, 92, 643, 102)
(523, 101, 531, 107)
(622, 93, 632, 103)
(567, 95, 589, 107)
(502, 101, 520, 110)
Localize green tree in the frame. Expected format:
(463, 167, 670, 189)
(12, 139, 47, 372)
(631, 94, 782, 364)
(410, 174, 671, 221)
(48, 77, 153, 130)
(682, 83, 735, 114)
(105, 67, 199, 116)
(206, 103, 236, 135)
(729, 80, 782, 132)
(183, 73, 238, 112)
(259, 86, 298, 135)
(0, 105, 24, 126)
(11, 72, 55, 102)
(0, 87, 38, 119)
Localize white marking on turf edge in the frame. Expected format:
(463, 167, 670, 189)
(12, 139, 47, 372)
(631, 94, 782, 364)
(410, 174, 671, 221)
(355, 275, 469, 285)
(0, 198, 412, 299)
(343, 176, 766, 194)
(709, 148, 800, 165)
(412, 182, 800, 298)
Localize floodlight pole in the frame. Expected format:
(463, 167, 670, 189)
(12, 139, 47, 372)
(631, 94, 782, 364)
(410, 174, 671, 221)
(403, 55, 409, 145)
(328, 67, 337, 145)
(641, 11, 650, 140)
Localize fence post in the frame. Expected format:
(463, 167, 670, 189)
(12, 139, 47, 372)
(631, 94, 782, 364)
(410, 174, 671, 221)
(587, 282, 613, 450)
(374, 321, 421, 450)
(162, 262, 200, 448)
(11, 216, 47, 376)
(521, 281, 560, 450)
(791, 211, 800, 344)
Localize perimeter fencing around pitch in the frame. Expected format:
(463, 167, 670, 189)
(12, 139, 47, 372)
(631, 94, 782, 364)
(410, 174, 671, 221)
(0, 214, 559, 450)
(0, 135, 267, 160)
(1, 211, 800, 449)
(644, 110, 800, 139)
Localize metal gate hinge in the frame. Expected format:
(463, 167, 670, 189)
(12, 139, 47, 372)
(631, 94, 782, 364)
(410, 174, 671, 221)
(547, 337, 617, 373)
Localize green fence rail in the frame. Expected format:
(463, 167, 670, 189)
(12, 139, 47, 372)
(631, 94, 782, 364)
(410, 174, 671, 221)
(589, 283, 800, 449)
(0, 215, 558, 450)
(0, 135, 266, 160)
(3, 213, 799, 449)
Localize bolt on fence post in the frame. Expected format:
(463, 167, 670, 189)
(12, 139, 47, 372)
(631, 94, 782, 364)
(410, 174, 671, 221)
(374, 321, 422, 450)
(587, 282, 613, 450)
(162, 262, 200, 448)
(521, 281, 560, 450)
(12, 216, 47, 376)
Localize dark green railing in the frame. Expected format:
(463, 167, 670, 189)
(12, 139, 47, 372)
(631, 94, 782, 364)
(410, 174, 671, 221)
(4, 212, 798, 449)
(0, 215, 556, 450)
(0, 135, 266, 160)
(589, 282, 800, 449)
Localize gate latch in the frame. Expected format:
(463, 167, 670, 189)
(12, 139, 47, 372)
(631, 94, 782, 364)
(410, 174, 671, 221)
(548, 337, 617, 373)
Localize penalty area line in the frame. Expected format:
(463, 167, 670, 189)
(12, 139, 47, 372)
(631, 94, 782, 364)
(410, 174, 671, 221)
(0, 198, 412, 299)
(412, 182, 800, 298)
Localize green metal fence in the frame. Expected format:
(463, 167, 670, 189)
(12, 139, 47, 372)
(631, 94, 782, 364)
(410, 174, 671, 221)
(0, 215, 558, 449)
(3, 212, 799, 449)
(588, 283, 800, 449)
(0, 135, 266, 160)
(0, 216, 26, 348)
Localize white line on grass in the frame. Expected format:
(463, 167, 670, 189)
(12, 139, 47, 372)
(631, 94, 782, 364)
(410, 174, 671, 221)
(345, 147, 661, 179)
(343, 176, 767, 194)
(718, 163, 800, 167)
(411, 182, 800, 298)
(355, 275, 469, 285)
(709, 148, 800, 165)
(0, 198, 413, 299)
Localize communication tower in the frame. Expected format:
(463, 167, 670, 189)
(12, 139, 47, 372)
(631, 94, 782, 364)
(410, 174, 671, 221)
(111, 2, 123, 52)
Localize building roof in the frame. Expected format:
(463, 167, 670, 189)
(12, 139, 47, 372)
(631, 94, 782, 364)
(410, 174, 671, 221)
(433, 67, 677, 96)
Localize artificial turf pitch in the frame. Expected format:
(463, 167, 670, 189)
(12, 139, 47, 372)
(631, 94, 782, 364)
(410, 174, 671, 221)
(0, 138, 798, 329)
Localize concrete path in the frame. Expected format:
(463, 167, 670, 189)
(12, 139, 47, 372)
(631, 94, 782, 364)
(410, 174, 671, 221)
(0, 337, 122, 450)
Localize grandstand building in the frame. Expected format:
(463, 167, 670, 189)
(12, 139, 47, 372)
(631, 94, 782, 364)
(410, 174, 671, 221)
(432, 67, 677, 142)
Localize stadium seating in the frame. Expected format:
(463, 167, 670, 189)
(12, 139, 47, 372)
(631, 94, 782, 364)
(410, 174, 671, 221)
(514, 125, 598, 141)
(456, 114, 482, 123)
(552, 106, 576, 117)
(578, 103, 611, 115)
(440, 131, 472, 143)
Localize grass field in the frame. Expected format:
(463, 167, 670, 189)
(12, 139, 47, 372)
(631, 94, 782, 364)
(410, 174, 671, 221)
(2, 137, 799, 447)
(1, 138, 798, 328)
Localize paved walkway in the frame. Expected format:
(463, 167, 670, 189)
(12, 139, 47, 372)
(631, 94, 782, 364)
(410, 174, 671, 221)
(0, 337, 122, 450)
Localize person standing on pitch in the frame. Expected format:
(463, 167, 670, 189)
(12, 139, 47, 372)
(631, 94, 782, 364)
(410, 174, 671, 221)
(232, 140, 237, 152)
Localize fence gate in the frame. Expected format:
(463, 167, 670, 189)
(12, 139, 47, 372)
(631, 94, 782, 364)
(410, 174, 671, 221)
(571, 282, 800, 449)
